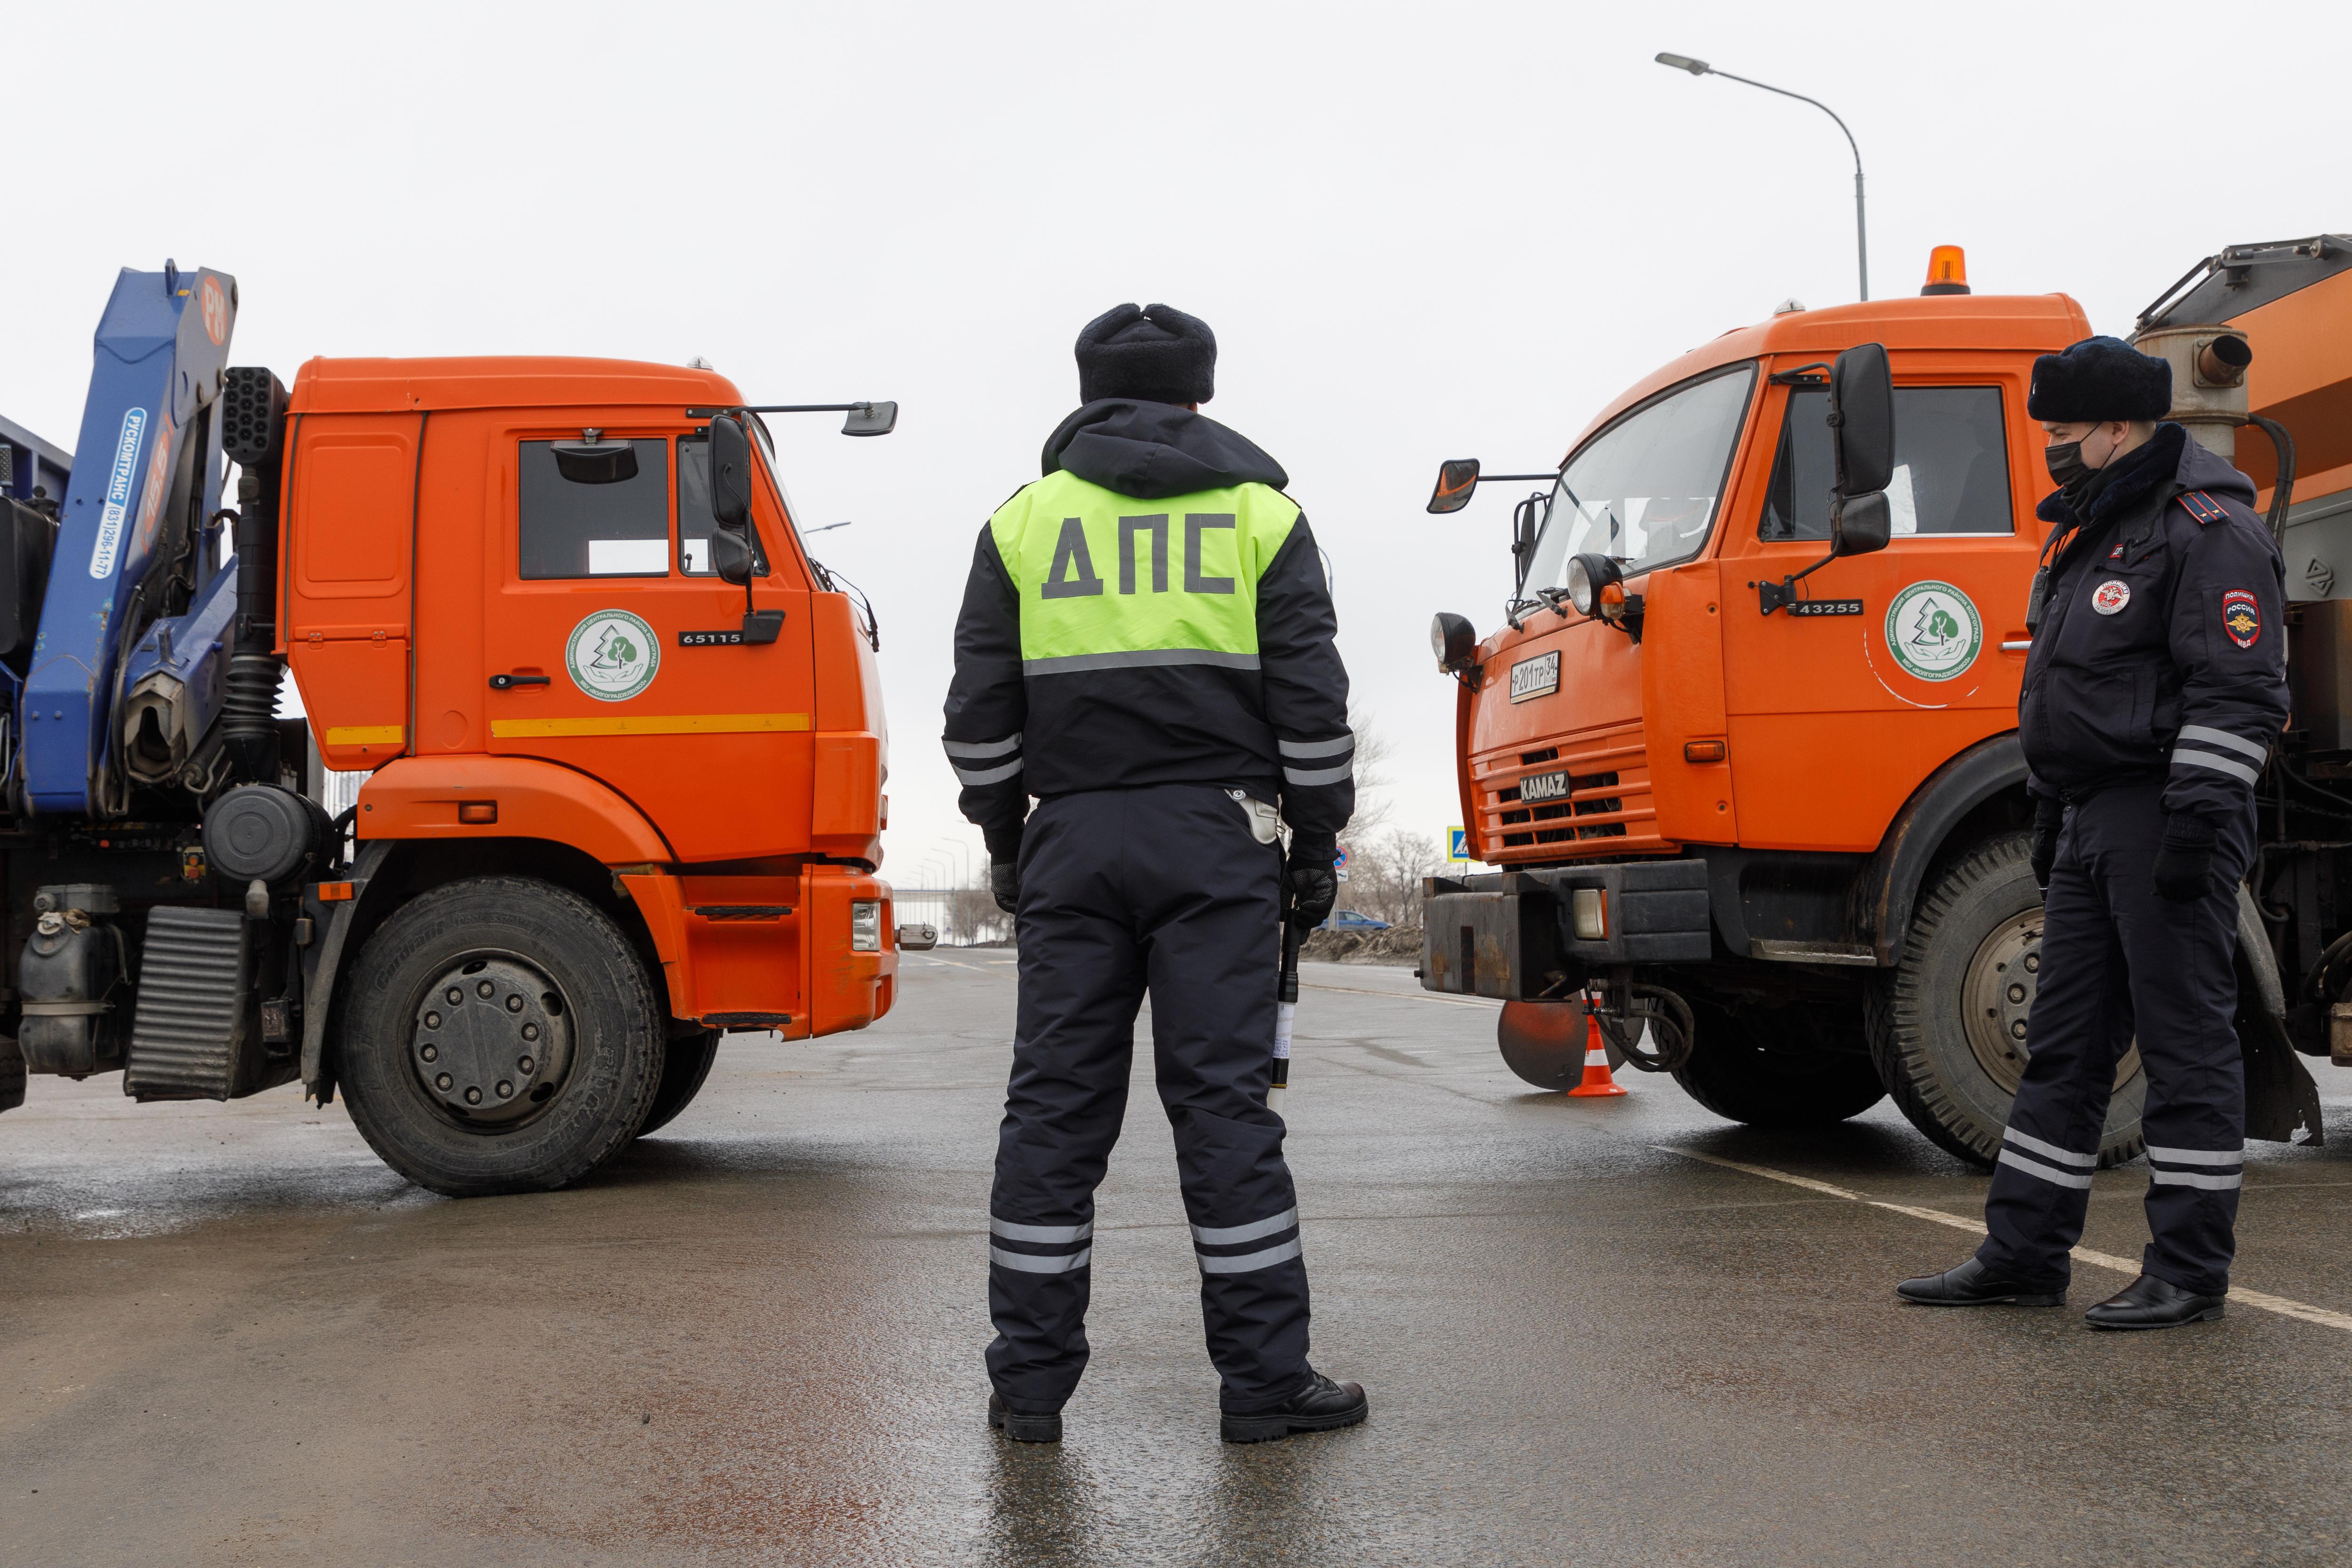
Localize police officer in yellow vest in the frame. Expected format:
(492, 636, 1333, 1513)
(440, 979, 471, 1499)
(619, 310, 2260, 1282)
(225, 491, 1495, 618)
(945, 303, 1366, 1445)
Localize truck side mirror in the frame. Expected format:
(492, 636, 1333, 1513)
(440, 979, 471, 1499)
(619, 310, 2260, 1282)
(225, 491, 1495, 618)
(707, 526, 753, 586)
(842, 401, 898, 437)
(1832, 490, 1891, 557)
(709, 414, 754, 529)
(1830, 341, 1895, 497)
(1427, 459, 1480, 515)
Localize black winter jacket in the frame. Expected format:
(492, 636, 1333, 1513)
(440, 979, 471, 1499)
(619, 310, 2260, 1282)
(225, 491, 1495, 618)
(942, 401, 1353, 860)
(2019, 422, 2288, 823)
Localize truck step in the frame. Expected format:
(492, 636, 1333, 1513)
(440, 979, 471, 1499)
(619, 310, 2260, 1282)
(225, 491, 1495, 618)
(123, 908, 250, 1102)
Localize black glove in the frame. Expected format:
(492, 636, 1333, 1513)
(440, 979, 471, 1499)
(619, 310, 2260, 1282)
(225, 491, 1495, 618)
(2030, 795, 2064, 892)
(990, 860, 1020, 915)
(2151, 816, 2217, 904)
(1285, 836, 1339, 929)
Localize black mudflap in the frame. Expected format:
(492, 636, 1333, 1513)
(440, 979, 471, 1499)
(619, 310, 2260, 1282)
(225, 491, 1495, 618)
(0, 1034, 23, 1112)
(124, 908, 253, 1102)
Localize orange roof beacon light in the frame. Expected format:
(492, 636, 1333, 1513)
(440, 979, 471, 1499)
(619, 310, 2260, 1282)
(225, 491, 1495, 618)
(1922, 245, 1971, 296)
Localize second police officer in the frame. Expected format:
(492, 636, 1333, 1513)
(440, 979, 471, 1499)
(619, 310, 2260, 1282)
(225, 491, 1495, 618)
(943, 303, 1367, 1441)
(1898, 336, 2290, 1328)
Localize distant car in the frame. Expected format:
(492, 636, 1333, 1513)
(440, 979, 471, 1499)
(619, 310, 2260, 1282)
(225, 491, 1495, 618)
(1325, 910, 1390, 932)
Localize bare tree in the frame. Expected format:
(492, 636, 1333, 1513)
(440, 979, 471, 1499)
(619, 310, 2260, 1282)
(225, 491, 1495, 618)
(1343, 702, 1395, 841)
(1339, 828, 1440, 928)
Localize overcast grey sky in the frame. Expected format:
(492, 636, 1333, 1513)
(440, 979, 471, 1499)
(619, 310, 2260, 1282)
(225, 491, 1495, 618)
(7, 1, 2344, 882)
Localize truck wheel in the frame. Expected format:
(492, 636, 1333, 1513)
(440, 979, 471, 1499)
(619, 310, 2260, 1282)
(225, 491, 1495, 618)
(338, 876, 664, 1197)
(1867, 832, 2145, 1169)
(637, 1029, 721, 1137)
(1496, 1000, 1621, 1089)
(1670, 997, 1886, 1126)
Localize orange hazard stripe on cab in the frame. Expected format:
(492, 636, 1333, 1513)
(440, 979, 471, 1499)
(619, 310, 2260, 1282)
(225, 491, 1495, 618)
(325, 725, 405, 745)
(487, 712, 812, 740)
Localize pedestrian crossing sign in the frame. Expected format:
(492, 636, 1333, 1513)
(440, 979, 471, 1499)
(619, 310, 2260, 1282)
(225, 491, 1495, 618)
(1448, 827, 1470, 862)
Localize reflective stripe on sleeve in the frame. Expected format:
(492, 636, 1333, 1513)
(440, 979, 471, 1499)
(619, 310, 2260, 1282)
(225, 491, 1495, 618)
(2005, 1127, 2097, 1168)
(1196, 1237, 1302, 1275)
(2150, 1169, 2243, 1191)
(1997, 1148, 2095, 1189)
(954, 759, 1024, 786)
(2172, 748, 2260, 785)
(1282, 762, 1353, 787)
(1190, 1207, 1297, 1246)
(1023, 649, 1261, 675)
(2146, 1145, 2245, 1167)
(991, 1245, 1093, 1273)
(1277, 734, 1355, 760)
(944, 733, 1022, 759)
(2177, 725, 2267, 763)
(991, 1217, 1093, 1243)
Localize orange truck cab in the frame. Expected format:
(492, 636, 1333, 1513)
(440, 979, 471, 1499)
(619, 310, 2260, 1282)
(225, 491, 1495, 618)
(0, 284, 908, 1199)
(281, 357, 903, 1192)
(1421, 240, 2352, 1167)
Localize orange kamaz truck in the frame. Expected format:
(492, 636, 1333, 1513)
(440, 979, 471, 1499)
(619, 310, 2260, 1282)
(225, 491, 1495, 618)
(1421, 238, 2352, 1167)
(0, 265, 902, 1195)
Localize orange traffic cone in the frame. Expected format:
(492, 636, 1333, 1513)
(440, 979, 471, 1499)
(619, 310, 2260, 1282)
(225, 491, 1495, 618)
(1566, 1010, 1629, 1098)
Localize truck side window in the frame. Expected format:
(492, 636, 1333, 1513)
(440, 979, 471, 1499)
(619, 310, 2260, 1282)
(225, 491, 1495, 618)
(1760, 387, 2012, 540)
(677, 435, 769, 577)
(517, 439, 671, 578)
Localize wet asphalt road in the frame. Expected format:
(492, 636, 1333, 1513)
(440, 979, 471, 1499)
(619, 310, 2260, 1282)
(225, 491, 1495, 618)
(9, 955, 2352, 1567)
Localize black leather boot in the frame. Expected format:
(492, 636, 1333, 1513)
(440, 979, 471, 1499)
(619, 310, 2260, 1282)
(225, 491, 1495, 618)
(987, 1392, 1062, 1443)
(2084, 1273, 2225, 1330)
(1895, 1256, 2065, 1307)
(1220, 1369, 1368, 1444)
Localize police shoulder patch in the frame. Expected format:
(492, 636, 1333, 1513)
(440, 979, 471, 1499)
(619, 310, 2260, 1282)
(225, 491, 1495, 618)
(2223, 588, 2261, 649)
(2178, 489, 2229, 526)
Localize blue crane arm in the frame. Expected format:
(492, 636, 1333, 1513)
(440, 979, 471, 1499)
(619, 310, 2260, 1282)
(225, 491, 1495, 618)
(25, 263, 237, 815)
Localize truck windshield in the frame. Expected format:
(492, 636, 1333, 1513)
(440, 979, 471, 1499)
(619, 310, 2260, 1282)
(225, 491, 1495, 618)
(1524, 363, 1756, 591)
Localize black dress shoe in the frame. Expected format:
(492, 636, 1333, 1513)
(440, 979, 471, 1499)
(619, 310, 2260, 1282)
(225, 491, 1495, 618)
(1220, 1369, 1368, 1444)
(2084, 1273, 2225, 1330)
(988, 1391, 1062, 1443)
(1895, 1256, 2065, 1307)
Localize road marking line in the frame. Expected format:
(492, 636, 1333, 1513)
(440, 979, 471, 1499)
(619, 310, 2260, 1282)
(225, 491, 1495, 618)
(1301, 981, 1498, 1009)
(909, 954, 1003, 976)
(1658, 1146, 2352, 1333)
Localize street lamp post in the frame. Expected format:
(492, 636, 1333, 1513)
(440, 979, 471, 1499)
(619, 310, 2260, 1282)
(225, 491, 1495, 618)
(1656, 52, 1868, 302)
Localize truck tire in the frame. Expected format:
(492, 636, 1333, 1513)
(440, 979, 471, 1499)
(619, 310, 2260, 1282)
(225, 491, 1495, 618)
(338, 876, 665, 1197)
(1670, 997, 1886, 1126)
(1867, 832, 2146, 1169)
(637, 1028, 721, 1137)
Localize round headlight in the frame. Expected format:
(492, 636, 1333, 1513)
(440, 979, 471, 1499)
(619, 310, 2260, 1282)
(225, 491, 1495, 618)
(1565, 556, 1597, 616)
(1430, 611, 1477, 672)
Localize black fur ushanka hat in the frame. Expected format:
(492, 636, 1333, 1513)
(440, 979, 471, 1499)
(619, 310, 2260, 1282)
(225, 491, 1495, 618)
(2027, 335, 2173, 423)
(1075, 303, 1216, 407)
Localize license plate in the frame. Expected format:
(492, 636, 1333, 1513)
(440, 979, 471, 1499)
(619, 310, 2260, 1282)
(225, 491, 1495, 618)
(1509, 650, 1560, 703)
(1520, 769, 1572, 804)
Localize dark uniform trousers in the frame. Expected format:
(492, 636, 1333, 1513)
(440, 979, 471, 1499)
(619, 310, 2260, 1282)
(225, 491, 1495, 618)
(986, 783, 1311, 1415)
(1977, 781, 2257, 1296)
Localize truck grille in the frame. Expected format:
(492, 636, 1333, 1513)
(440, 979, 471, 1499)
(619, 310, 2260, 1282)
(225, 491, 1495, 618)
(1477, 725, 1659, 859)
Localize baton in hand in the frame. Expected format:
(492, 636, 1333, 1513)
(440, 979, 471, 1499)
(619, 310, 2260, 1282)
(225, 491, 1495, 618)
(1270, 912, 1302, 1115)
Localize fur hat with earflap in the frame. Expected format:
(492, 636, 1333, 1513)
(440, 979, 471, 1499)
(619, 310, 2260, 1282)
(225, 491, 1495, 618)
(1074, 303, 1217, 407)
(2026, 336, 2173, 424)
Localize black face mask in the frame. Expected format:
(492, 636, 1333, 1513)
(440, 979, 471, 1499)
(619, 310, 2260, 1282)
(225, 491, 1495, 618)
(2044, 439, 2091, 487)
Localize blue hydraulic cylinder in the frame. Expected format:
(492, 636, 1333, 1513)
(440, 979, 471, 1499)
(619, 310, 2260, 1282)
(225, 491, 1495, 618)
(25, 263, 237, 815)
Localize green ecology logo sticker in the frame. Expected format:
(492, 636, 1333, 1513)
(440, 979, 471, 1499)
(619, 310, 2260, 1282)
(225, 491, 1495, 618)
(564, 609, 660, 701)
(1884, 580, 1983, 681)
